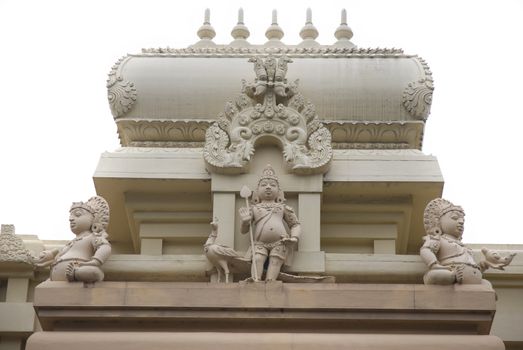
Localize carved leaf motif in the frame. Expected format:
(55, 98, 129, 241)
(106, 56, 137, 119)
(307, 127, 333, 170)
(403, 78, 434, 120)
(289, 93, 305, 112)
(203, 124, 231, 166)
(283, 143, 297, 162)
(108, 81, 137, 119)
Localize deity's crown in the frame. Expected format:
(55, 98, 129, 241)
(423, 198, 464, 234)
(70, 196, 110, 232)
(258, 164, 279, 184)
(70, 202, 95, 215)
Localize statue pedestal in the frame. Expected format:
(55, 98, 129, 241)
(30, 281, 498, 343)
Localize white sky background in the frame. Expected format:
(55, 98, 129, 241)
(0, 0, 522, 244)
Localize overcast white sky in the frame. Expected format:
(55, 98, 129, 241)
(0, 0, 522, 244)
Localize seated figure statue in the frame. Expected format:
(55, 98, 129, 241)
(420, 198, 515, 285)
(33, 196, 111, 283)
(239, 165, 301, 281)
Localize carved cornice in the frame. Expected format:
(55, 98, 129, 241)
(140, 46, 406, 58)
(116, 120, 424, 150)
(116, 119, 210, 147)
(113, 147, 204, 153)
(203, 55, 333, 175)
(0, 224, 33, 266)
(107, 55, 137, 119)
(327, 121, 424, 150)
(403, 57, 434, 121)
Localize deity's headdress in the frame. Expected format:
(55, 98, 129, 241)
(253, 165, 284, 203)
(70, 196, 110, 233)
(258, 165, 279, 185)
(423, 198, 464, 236)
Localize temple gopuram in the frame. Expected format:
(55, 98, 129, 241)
(1, 9, 522, 350)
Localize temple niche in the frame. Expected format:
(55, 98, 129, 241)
(1, 7, 523, 350)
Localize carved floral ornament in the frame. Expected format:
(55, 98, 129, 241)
(107, 56, 137, 119)
(402, 57, 434, 121)
(203, 55, 333, 174)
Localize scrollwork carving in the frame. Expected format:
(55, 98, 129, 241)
(403, 78, 433, 120)
(107, 56, 137, 119)
(203, 55, 333, 174)
(403, 57, 434, 120)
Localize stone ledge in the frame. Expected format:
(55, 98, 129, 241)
(97, 253, 523, 286)
(33, 281, 496, 334)
(26, 332, 505, 350)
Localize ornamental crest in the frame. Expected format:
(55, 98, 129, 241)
(0, 224, 32, 265)
(203, 55, 332, 174)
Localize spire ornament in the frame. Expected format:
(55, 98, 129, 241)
(203, 56, 333, 175)
(264, 10, 285, 47)
(230, 8, 250, 47)
(191, 8, 217, 47)
(298, 8, 319, 47)
(334, 9, 356, 48)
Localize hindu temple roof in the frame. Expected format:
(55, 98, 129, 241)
(107, 9, 433, 150)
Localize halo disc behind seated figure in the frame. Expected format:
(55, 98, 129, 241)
(33, 196, 111, 283)
(239, 165, 301, 281)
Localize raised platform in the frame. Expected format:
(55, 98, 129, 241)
(33, 281, 496, 335)
(26, 332, 505, 350)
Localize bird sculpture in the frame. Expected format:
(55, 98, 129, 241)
(204, 221, 243, 283)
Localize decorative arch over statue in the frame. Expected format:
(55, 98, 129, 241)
(203, 55, 333, 175)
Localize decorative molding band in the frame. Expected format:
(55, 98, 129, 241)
(139, 46, 406, 58)
(128, 141, 205, 148)
(113, 147, 204, 154)
(326, 120, 424, 150)
(107, 55, 137, 119)
(332, 143, 410, 149)
(402, 57, 434, 121)
(116, 120, 424, 150)
(116, 120, 210, 147)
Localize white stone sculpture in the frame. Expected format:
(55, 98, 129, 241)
(203, 55, 332, 175)
(239, 165, 301, 281)
(420, 198, 516, 285)
(204, 220, 245, 283)
(33, 196, 111, 283)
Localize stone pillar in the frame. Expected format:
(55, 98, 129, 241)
(298, 193, 321, 251)
(6, 278, 29, 302)
(212, 193, 236, 247)
(140, 238, 163, 255)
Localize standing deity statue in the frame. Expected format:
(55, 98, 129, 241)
(239, 165, 301, 281)
(420, 198, 515, 285)
(33, 196, 111, 283)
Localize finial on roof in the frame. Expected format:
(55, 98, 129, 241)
(333, 9, 356, 48)
(298, 8, 319, 47)
(230, 8, 251, 47)
(265, 9, 285, 47)
(192, 8, 216, 48)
